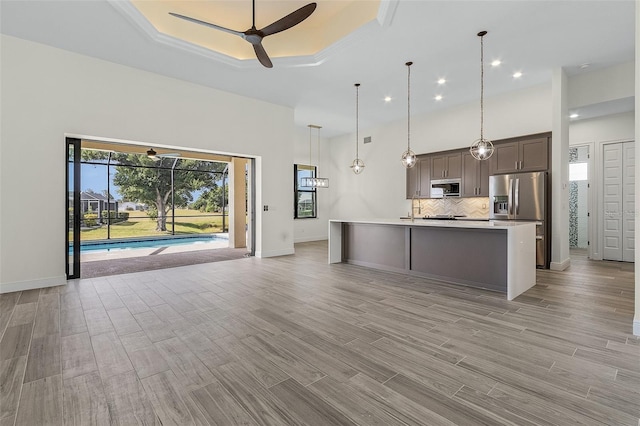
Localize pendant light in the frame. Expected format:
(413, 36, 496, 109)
(301, 125, 329, 188)
(350, 83, 365, 174)
(469, 30, 494, 160)
(401, 62, 417, 169)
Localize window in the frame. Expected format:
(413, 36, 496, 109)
(294, 164, 317, 219)
(569, 162, 588, 181)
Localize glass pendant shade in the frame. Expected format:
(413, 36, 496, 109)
(470, 138, 494, 160)
(351, 158, 365, 174)
(301, 177, 329, 187)
(351, 83, 364, 174)
(401, 149, 417, 168)
(470, 31, 494, 161)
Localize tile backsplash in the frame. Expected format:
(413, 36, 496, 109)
(415, 197, 490, 218)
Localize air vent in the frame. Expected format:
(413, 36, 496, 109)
(364, 136, 372, 144)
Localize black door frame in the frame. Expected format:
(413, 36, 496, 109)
(66, 137, 81, 279)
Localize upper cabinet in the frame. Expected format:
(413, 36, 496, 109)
(461, 152, 489, 197)
(406, 133, 549, 199)
(431, 152, 461, 179)
(490, 136, 549, 174)
(405, 155, 431, 199)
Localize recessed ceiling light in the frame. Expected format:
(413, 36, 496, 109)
(437, 78, 446, 85)
(434, 95, 443, 101)
(570, 113, 579, 119)
(513, 71, 523, 78)
(491, 60, 501, 67)
(384, 96, 392, 102)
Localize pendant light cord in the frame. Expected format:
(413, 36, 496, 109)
(309, 125, 312, 166)
(355, 84, 360, 161)
(480, 33, 484, 142)
(407, 62, 411, 151)
(317, 127, 321, 171)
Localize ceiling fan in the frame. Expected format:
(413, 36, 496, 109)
(147, 148, 181, 161)
(169, 0, 317, 68)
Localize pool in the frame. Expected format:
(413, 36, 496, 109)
(75, 235, 227, 253)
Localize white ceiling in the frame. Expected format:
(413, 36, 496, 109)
(0, 0, 635, 138)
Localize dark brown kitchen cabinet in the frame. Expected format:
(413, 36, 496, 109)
(431, 152, 461, 179)
(490, 136, 549, 174)
(461, 152, 489, 197)
(406, 155, 431, 199)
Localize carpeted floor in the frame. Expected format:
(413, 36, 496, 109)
(81, 247, 249, 278)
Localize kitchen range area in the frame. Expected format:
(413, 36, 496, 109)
(329, 132, 551, 300)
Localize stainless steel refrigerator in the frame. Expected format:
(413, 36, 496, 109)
(489, 171, 548, 268)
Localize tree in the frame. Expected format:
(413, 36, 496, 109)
(191, 183, 228, 213)
(81, 150, 226, 232)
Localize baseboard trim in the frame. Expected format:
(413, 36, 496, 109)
(633, 317, 640, 337)
(0, 275, 66, 294)
(550, 258, 571, 271)
(255, 248, 295, 258)
(294, 236, 328, 243)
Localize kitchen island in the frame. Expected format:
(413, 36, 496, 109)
(329, 219, 536, 300)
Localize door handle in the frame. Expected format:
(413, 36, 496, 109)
(515, 161, 518, 170)
(508, 179, 514, 216)
(515, 178, 520, 215)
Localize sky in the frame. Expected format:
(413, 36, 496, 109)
(80, 163, 223, 203)
(81, 163, 120, 199)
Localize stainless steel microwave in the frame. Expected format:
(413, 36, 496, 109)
(430, 179, 461, 198)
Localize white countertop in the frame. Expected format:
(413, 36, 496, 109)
(329, 218, 535, 230)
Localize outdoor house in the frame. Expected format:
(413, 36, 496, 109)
(80, 190, 118, 222)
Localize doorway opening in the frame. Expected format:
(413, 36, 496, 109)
(569, 145, 590, 255)
(66, 138, 255, 278)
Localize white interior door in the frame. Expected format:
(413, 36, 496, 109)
(603, 141, 635, 262)
(622, 142, 635, 262)
(603, 143, 623, 261)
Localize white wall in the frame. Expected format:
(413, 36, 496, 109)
(550, 68, 570, 271)
(0, 35, 295, 292)
(634, 0, 639, 337)
(570, 111, 635, 144)
(328, 83, 552, 220)
(292, 126, 331, 242)
(568, 61, 635, 109)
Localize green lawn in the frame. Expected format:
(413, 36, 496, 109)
(80, 209, 226, 241)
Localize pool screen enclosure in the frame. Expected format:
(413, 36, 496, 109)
(66, 138, 244, 279)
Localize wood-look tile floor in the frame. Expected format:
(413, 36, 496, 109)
(1, 242, 638, 425)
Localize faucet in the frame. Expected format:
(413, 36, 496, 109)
(411, 193, 421, 222)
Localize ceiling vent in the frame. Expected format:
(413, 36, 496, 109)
(364, 136, 372, 144)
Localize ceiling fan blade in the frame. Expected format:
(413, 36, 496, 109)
(253, 43, 273, 68)
(169, 12, 244, 37)
(260, 3, 317, 37)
